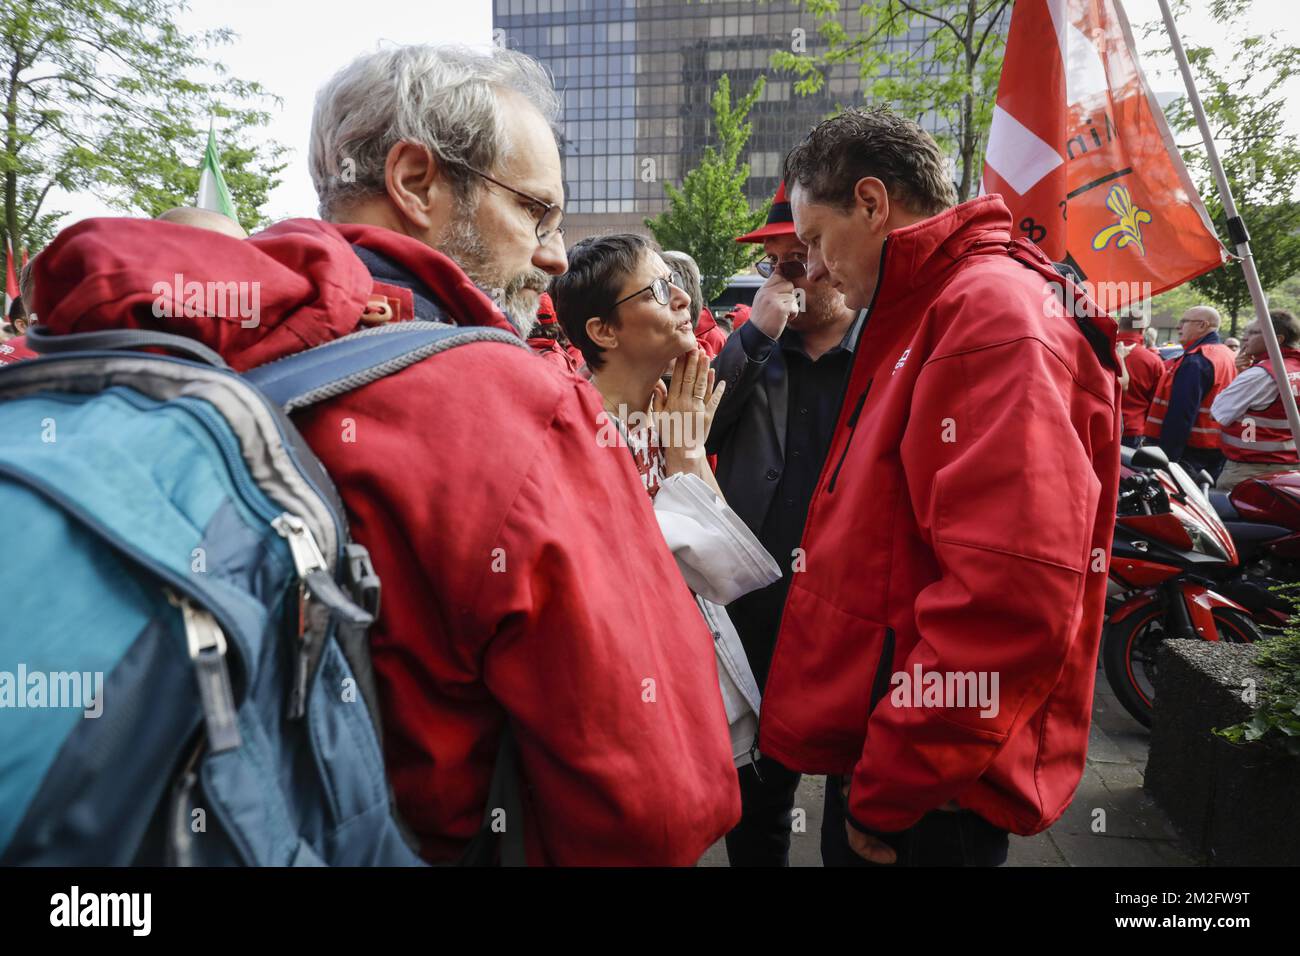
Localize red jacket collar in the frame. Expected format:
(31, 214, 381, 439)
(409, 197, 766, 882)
(332, 222, 517, 335)
(877, 195, 1015, 301)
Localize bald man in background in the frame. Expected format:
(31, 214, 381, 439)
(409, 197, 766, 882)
(157, 206, 247, 239)
(1143, 305, 1238, 480)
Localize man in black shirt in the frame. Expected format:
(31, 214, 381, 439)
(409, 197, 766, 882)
(708, 182, 863, 866)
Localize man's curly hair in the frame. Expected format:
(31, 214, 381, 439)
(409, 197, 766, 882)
(783, 107, 957, 218)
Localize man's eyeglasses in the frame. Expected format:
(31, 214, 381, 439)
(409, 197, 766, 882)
(755, 255, 807, 280)
(611, 273, 685, 311)
(460, 164, 564, 246)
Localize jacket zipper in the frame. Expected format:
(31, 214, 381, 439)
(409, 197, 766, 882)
(823, 236, 891, 497)
(826, 380, 870, 495)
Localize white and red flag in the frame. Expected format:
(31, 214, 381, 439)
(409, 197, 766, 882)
(4, 240, 19, 313)
(983, 0, 1227, 307)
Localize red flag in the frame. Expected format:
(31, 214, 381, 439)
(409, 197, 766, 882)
(4, 240, 18, 309)
(983, 0, 1226, 309)
(21, 246, 28, 268)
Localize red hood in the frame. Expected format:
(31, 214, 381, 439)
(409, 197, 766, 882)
(696, 307, 718, 336)
(32, 217, 515, 371)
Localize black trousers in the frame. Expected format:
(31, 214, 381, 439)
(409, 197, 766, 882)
(821, 774, 1009, 867)
(724, 755, 803, 867)
(1180, 446, 1225, 482)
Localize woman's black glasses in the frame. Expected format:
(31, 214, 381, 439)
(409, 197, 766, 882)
(611, 272, 685, 310)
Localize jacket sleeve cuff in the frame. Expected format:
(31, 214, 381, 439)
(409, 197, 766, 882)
(738, 320, 777, 363)
(844, 803, 878, 836)
(845, 773, 933, 835)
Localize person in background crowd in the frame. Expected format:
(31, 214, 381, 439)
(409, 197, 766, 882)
(714, 305, 735, 336)
(1113, 313, 1164, 449)
(0, 295, 37, 367)
(552, 232, 779, 774)
(157, 206, 248, 239)
(1234, 333, 1256, 372)
(724, 302, 751, 332)
(662, 250, 726, 358)
(524, 291, 577, 372)
(1144, 326, 1159, 350)
(1211, 309, 1300, 490)
(1223, 336, 1240, 354)
(35, 43, 741, 865)
(763, 107, 1120, 867)
(706, 179, 863, 867)
(0, 255, 39, 366)
(7, 295, 29, 337)
(1144, 305, 1237, 481)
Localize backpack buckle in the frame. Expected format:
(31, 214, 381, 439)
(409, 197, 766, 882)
(344, 542, 382, 619)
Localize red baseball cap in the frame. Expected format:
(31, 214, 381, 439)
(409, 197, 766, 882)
(735, 181, 797, 244)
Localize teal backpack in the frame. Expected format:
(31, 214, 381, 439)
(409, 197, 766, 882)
(0, 321, 524, 865)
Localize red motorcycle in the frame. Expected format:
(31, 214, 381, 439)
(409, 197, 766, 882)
(1205, 471, 1300, 628)
(1103, 446, 1262, 726)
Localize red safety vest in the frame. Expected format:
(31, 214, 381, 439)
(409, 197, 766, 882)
(1219, 348, 1300, 463)
(1144, 340, 1237, 449)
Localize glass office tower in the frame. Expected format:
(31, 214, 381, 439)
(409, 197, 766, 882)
(492, 0, 979, 241)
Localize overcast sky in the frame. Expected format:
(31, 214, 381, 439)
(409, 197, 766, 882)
(51, 0, 1300, 230)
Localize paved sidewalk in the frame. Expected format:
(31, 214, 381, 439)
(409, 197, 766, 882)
(701, 665, 1201, 867)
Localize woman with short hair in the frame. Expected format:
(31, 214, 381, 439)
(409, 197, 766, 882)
(552, 234, 778, 769)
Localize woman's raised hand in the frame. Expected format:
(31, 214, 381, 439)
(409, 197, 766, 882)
(655, 348, 726, 462)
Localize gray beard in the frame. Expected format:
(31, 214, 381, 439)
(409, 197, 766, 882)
(437, 215, 549, 333)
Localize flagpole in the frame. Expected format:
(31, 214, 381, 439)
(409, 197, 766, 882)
(1155, 0, 1300, 450)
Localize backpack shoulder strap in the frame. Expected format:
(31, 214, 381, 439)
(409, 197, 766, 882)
(244, 321, 525, 413)
(25, 325, 231, 369)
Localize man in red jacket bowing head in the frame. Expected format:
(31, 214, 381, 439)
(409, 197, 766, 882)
(764, 108, 1121, 866)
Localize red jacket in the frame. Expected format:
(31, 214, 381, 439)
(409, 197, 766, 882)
(526, 335, 578, 373)
(32, 216, 741, 865)
(0, 335, 36, 367)
(1144, 338, 1237, 450)
(1220, 348, 1300, 463)
(759, 197, 1121, 836)
(695, 307, 726, 358)
(1116, 330, 1163, 437)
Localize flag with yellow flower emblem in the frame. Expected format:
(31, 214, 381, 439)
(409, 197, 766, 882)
(982, 0, 1227, 309)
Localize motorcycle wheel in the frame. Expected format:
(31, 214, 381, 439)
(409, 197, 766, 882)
(1102, 605, 1261, 728)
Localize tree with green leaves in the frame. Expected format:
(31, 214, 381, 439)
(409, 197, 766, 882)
(1155, 0, 1300, 335)
(770, 0, 1012, 203)
(645, 74, 771, 303)
(1, 0, 287, 260)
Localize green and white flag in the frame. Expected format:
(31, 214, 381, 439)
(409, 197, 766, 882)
(197, 123, 239, 223)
